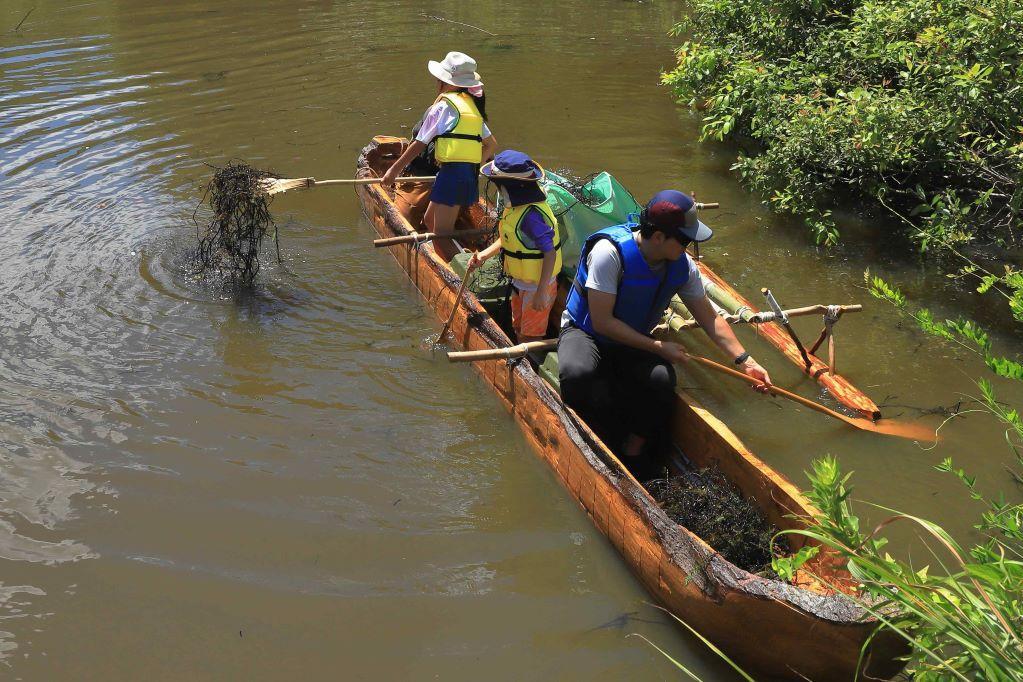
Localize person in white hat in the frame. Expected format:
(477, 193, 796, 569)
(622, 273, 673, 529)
(381, 51, 498, 262)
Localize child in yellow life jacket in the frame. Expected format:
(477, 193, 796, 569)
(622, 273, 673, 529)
(469, 151, 562, 343)
(381, 52, 497, 262)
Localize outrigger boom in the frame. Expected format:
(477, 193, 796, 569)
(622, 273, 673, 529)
(665, 301, 862, 330)
(692, 263, 883, 421)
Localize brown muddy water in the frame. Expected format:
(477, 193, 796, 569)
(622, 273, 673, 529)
(1, 1, 1021, 679)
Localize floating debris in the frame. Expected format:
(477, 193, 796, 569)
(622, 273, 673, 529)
(647, 466, 788, 575)
(193, 161, 279, 286)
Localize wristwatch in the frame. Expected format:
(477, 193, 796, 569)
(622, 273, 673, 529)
(734, 351, 751, 366)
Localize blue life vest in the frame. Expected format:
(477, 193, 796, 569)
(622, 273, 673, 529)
(564, 224, 691, 342)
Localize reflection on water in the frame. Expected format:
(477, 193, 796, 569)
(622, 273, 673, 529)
(0, 0, 1019, 678)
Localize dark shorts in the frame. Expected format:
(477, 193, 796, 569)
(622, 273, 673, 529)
(429, 162, 480, 207)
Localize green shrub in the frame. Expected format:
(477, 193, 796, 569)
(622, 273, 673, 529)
(664, 0, 1023, 249)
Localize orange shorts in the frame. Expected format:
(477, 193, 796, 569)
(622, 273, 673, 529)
(511, 280, 558, 339)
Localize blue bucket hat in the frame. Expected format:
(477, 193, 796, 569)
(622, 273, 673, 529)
(480, 150, 546, 206)
(642, 190, 713, 242)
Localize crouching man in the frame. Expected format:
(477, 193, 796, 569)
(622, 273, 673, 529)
(559, 190, 771, 467)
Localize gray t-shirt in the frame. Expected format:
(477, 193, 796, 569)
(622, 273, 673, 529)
(561, 232, 705, 328)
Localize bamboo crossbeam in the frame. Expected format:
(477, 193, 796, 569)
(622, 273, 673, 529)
(448, 340, 556, 362)
(667, 299, 861, 331)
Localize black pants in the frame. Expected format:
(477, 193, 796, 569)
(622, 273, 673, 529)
(558, 325, 677, 455)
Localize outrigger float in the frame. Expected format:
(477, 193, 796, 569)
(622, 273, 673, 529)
(356, 137, 903, 680)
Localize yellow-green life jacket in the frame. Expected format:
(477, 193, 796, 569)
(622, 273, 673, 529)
(499, 200, 563, 283)
(434, 92, 483, 164)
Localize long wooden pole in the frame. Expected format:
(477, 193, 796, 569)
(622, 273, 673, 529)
(446, 340, 935, 442)
(263, 175, 435, 196)
(436, 269, 473, 344)
(314, 176, 436, 187)
(374, 227, 493, 247)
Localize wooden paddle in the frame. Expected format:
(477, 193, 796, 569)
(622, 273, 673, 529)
(374, 227, 493, 247)
(686, 355, 937, 442)
(447, 340, 936, 442)
(261, 175, 435, 196)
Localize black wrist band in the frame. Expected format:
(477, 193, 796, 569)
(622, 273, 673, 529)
(734, 351, 750, 365)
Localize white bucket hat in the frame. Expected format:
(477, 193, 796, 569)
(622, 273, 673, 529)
(428, 51, 483, 88)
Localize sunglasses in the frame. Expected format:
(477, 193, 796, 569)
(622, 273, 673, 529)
(669, 232, 692, 249)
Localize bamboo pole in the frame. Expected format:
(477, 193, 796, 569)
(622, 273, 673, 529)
(436, 268, 473, 344)
(448, 339, 556, 362)
(373, 227, 492, 247)
(763, 288, 812, 369)
(262, 175, 435, 196)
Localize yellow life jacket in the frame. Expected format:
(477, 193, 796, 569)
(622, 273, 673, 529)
(434, 92, 484, 164)
(499, 201, 563, 283)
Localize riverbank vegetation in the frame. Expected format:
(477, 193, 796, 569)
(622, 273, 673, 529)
(773, 274, 1023, 679)
(663, 0, 1023, 252)
(659, 3, 1023, 675)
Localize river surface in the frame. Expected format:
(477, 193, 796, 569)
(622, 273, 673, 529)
(1, 1, 1021, 679)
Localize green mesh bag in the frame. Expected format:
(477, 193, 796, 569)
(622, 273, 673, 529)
(542, 170, 643, 276)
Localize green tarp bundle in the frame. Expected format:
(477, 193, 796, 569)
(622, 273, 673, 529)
(542, 171, 642, 275)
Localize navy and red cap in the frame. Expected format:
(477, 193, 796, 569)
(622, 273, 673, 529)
(642, 190, 713, 243)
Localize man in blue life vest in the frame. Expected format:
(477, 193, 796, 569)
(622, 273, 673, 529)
(559, 190, 772, 465)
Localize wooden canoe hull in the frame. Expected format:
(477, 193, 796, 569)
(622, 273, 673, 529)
(356, 148, 902, 680)
(696, 262, 882, 421)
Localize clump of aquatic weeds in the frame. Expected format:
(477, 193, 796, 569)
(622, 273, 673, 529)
(193, 161, 280, 286)
(647, 466, 787, 575)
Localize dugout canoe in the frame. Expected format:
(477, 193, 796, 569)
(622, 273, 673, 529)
(355, 139, 903, 680)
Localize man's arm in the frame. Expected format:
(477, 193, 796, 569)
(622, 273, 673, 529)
(686, 293, 772, 386)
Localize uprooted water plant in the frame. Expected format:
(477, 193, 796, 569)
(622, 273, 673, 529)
(648, 465, 788, 575)
(193, 161, 280, 286)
